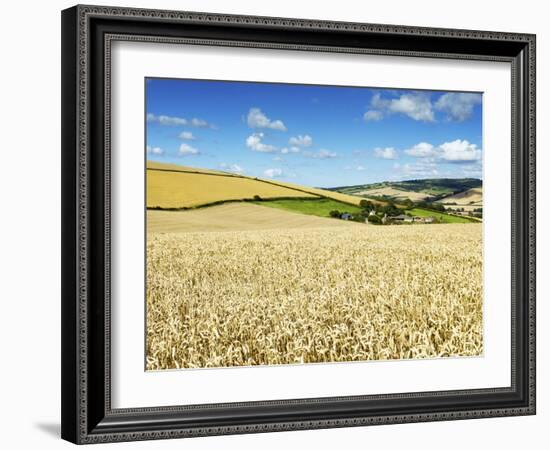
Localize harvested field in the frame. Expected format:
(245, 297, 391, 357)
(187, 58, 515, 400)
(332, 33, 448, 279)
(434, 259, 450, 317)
(439, 187, 483, 206)
(147, 203, 358, 234)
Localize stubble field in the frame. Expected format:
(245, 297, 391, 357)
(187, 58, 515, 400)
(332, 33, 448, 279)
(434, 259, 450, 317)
(146, 222, 483, 370)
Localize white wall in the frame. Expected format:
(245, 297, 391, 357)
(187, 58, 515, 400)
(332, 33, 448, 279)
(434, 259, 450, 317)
(0, 0, 546, 448)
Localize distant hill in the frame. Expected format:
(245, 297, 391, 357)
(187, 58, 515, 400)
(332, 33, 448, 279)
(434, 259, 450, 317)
(439, 187, 482, 204)
(329, 178, 482, 203)
(438, 187, 483, 212)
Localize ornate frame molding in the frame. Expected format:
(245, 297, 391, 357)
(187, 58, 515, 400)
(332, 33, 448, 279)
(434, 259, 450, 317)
(61, 5, 536, 444)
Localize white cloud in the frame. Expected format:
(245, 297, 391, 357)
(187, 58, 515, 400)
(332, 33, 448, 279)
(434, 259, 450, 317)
(190, 118, 209, 128)
(178, 143, 199, 156)
(438, 139, 482, 162)
(147, 113, 211, 128)
(178, 131, 195, 140)
(366, 91, 481, 123)
(247, 108, 287, 131)
(388, 94, 434, 122)
(435, 93, 482, 121)
(280, 146, 300, 154)
(356, 165, 367, 171)
(288, 134, 313, 147)
(219, 163, 244, 174)
(368, 93, 435, 122)
(363, 110, 383, 121)
(264, 168, 283, 178)
(146, 145, 164, 155)
(303, 149, 337, 159)
(404, 142, 438, 158)
(147, 113, 187, 126)
(245, 133, 277, 153)
(404, 139, 482, 163)
(374, 147, 398, 160)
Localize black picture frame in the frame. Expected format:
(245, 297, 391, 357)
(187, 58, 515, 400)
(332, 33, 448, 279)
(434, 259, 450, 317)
(61, 4, 536, 444)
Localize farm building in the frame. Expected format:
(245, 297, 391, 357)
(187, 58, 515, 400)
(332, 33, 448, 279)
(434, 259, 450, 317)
(412, 216, 436, 224)
(389, 214, 413, 223)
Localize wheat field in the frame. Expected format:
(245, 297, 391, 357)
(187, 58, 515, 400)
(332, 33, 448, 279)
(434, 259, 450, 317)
(146, 222, 483, 370)
(146, 161, 373, 209)
(147, 169, 318, 209)
(147, 161, 235, 176)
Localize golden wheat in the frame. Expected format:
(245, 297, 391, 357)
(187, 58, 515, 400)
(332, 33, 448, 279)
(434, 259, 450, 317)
(147, 169, 318, 209)
(147, 161, 233, 176)
(146, 161, 371, 209)
(146, 223, 482, 370)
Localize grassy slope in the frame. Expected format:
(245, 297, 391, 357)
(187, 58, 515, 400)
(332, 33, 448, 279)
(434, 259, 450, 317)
(406, 208, 474, 224)
(148, 203, 359, 233)
(247, 179, 383, 207)
(254, 198, 362, 218)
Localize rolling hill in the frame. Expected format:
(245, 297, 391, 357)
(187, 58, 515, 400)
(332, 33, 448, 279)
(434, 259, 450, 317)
(353, 186, 434, 202)
(148, 203, 360, 233)
(146, 162, 481, 225)
(146, 161, 235, 176)
(439, 187, 482, 205)
(330, 178, 482, 204)
(146, 161, 370, 209)
(147, 167, 317, 209)
(267, 179, 386, 206)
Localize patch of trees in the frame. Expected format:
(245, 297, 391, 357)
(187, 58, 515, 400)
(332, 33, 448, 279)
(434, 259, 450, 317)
(329, 199, 403, 225)
(367, 214, 382, 224)
(378, 202, 401, 216)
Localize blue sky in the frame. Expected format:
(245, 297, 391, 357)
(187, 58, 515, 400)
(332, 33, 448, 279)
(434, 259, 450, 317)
(146, 78, 482, 188)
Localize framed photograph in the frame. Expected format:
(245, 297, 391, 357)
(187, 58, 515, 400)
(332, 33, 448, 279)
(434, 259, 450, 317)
(61, 4, 536, 444)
